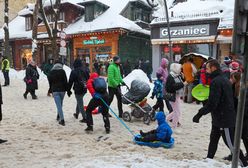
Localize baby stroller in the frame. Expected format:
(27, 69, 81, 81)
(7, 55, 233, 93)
(122, 80, 153, 125)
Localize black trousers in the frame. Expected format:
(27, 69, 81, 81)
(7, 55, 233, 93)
(86, 94, 110, 129)
(141, 130, 158, 142)
(207, 125, 247, 167)
(153, 98, 164, 112)
(164, 98, 173, 113)
(24, 90, 36, 98)
(242, 119, 248, 154)
(0, 105, 2, 121)
(3, 71, 9, 85)
(108, 87, 123, 117)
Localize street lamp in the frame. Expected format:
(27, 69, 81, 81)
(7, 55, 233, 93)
(147, 0, 173, 63)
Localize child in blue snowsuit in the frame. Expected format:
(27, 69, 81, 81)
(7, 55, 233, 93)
(151, 73, 164, 112)
(135, 111, 173, 142)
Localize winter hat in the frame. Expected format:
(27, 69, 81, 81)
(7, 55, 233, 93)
(113, 56, 120, 62)
(161, 58, 169, 67)
(229, 61, 240, 70)
(224, 56, 232, 64)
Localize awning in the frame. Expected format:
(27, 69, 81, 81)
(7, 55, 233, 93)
(216, 35, 232, 44)
(151, 35, 216, 45)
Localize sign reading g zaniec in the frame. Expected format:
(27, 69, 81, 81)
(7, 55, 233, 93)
(160, 24, 210, 38)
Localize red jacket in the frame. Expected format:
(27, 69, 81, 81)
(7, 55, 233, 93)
(200, 67, 211, 85)
(87, 73, 99, 96)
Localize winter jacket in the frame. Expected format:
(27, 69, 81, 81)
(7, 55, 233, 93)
(200, 67, 211, 85)
(156, 58, 169, 84)
(68, 59, 89, 95)
(25, 64, 39, 90)
(152, 79, 163, 99)
(165, 73, 184, 94)
(198, 70, 236, 128)
(107, 63, 123, 88)
(48, 63, 68, 93)
(43, 63, 53, 76)
(86, 73, 99, 96)
(220, 63, 231, 79)
(182, 62, 197, 83)
(155, 112, 173, 142)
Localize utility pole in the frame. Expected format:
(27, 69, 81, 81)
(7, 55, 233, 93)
(146, 0, 173, 63)
(231, 0, 248, 167)
(3, 0, 10, 59)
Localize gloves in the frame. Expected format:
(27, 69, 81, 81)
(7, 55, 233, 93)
(192, 113, 202, 123)
(93, 93, 101, 99)
(67, 90, 72, 97)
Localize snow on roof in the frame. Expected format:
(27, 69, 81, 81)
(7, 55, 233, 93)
(0, 15, 32, 40)
(65, 0, 150, 35)
(18, 3, 35, 16)
(152, 0, 234, 29)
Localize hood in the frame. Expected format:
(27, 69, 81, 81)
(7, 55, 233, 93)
(161, 58, 169, 67)
(73, 59, 82, 68)
(170, 63, 182, 75)
(155, 112, 166, 125)
(89, 73, 99, 80)
(52, 63, 63, 70)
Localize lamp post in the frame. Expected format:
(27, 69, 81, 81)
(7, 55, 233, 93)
(147, 0, 173, 63)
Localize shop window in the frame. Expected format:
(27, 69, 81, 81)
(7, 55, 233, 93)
(20, 48, 32, 68)
(85, 3, 108, 22)
(25, 16, 33, 31)
(59, 12, 65, 21)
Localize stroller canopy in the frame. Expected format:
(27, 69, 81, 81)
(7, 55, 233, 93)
(122, 80, 150, 104)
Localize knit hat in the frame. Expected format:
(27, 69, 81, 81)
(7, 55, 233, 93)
(229, 61, 240, 70)
(224, 56, 232, 64)
(113, 56, 120, 62)
(161, 58, 169, 66)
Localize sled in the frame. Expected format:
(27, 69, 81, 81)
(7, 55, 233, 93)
(84, 106, 98, 114)
(133, 134, 174, 148)
(192, 84, 210, 101)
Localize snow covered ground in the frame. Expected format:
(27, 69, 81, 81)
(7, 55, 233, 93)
(0, 69, 245, 168)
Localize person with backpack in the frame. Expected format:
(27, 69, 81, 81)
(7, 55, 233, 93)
(48, 60, 69, 126)
(68, 59, 89, 123)
(43, 58, 54, 96)
(85, 77, 110, 134)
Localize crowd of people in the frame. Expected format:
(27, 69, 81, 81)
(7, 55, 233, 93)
(1, 53, 248, 167)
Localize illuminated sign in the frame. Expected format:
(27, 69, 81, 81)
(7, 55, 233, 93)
(83, 39, 105, 45)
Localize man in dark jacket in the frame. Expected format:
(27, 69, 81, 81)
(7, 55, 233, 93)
(192, 59, 248, 167)
(43, 58, 54, 96)
(48, 60, 69, 126)
(68, 58, 89, 123)
(23, 61, 39, 99)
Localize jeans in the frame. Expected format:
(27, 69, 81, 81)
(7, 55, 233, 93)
(3, 71, 9, 85)
(53, 92, 65, 121)
(184, 83, 194, 103)
(75, 94, 86, 119)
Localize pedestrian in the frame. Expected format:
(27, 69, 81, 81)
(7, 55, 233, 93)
(68, 58, 89, 123)
(142, 60, 153, 83)
(123, 59, 132, 77)
(192, 59, 248, 167)
(150, 72, 164, 113)
(156, 58, 173, 113)
(107, 56, 126, 118)
(182, 57, 197, 103)
(220, 56, 232, 79)
(135, 112, 173, 143)
(48, 60, 69, 126)
(43, 58, 54, 96)
(23, 60, 39, 99)
(166, 63, 187, 128)
(0, 83, 7, 144)
(93, 59, 100, 75)
(84, 77, 110, 134)
(1, 56, 10, 86)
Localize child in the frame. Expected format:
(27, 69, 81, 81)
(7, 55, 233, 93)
(151, 73, 164, 113)
(135, 111, 173, 143)
(85, 76, 110, 134)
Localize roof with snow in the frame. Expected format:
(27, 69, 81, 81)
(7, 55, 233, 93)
(64, 0, 151, 35)
(152, 0, 234, 29)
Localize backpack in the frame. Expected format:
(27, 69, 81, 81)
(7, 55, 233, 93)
(93, 77, 107, 93)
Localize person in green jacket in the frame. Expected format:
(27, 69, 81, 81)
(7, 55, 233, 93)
(107, 56, 126, 118)
(1, 56, 10, 86)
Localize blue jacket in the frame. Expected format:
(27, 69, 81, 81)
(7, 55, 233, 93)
(155, 112, 173, 142)
(152, 79, 163, 99)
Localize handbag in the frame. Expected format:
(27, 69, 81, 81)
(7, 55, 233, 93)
(164, 92, 176, 102)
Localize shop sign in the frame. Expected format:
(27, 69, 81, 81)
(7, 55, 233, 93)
(59, 47, 67, 56)
(83, 39, 105, 45)
(160, 24, 210, 38)
(60, 40, 66, 47)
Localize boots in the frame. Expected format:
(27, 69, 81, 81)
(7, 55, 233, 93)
(85, 126, 93, 132)
(0, 139, 7, 144)
(105, 127, 110, 134)
(32, 95, 38, 100)
(23, 93, 27, 99)
(59, 119, 65, 126)
(56, 114, 60, 121)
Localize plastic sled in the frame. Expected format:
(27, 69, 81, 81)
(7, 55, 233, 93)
(192, 84, 210, 101)
(84, 106, 98, 114)
(133, 134, 174, 148)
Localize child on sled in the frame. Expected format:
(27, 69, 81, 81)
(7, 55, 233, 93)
(135, 111, 173, 143)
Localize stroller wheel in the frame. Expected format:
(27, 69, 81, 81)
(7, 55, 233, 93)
(150, 112, 156, 121)
(123, 111, 131, 122)
(143, 113, 151, 125)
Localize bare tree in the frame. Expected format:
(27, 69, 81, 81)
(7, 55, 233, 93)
(38, 0, 61, 61)
(3, 0, 10, 59)
(32, 0, 39, 62)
